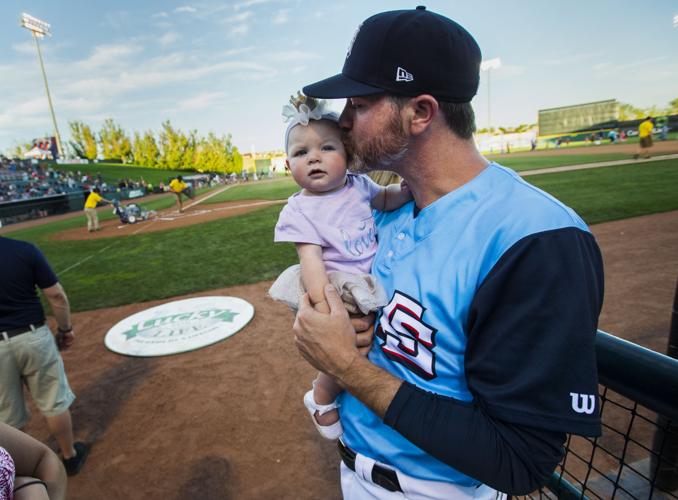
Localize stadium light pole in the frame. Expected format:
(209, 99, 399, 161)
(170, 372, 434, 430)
(480, 58, 502, 134)
(20, 13, 64, 159)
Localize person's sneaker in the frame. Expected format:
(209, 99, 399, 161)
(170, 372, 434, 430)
(63, 442, 90, 476)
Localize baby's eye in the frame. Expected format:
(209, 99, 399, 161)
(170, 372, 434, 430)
(322, 144, 336, 151)
(293, 149, 306, 157)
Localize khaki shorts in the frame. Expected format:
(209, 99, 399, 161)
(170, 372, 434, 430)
(640, 136, 653, 148)
(0, 325, 75, 428)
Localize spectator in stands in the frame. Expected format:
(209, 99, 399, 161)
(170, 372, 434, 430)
(83, 187, 112, 233)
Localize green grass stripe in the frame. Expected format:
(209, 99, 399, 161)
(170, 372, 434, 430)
(491, 152, 642, 172)
(527, 159, 678, 225)
(202, 178, 299, 204)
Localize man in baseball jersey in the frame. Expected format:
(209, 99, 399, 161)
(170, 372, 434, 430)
(293, 7, 604, 499)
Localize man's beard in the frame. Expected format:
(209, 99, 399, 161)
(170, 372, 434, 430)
(343, 108, 409, 174)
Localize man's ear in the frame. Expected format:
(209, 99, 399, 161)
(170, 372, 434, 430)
(406, 95, 438, 136)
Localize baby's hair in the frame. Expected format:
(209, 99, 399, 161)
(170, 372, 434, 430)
(283, 91, 340, 153)
(288, 91, 320, 114)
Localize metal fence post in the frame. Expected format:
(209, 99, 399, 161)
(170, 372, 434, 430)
(651, 279, 678, 491)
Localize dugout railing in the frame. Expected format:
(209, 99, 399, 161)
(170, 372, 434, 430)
(524, 330, 678, 499)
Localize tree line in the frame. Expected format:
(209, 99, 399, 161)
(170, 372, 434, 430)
(68, 119, 243, 173)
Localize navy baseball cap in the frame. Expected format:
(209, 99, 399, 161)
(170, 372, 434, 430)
(303, 6, 481, 103)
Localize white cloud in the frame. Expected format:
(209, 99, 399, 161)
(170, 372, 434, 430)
(158, 32, 180, 46)
(229, 25, 249, 37)
(76, 43, 141, 70)
(234, 0, 272, 10)
(266, 50, 320, 63)
(272, 9, 289, 25)
(178, 92, 225, 110)
(152, 12, 169, 18)
(175, 6, 197, 14)
(11, 41, 36, 55)
(223, 11, 253, 23)
(542, 50, 606, 66)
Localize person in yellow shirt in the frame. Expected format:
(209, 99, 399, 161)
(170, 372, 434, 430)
(83, 187, 112, 233)
(168, 175, 192, 212)
(634, 116, 654, 159)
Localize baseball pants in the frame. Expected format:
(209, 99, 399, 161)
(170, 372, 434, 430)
(340, 458, 506, 500)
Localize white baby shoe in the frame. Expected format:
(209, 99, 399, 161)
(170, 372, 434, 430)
(303, 390, 343, 440)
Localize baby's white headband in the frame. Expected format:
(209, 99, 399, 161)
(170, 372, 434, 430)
(283, 93, 339, 153)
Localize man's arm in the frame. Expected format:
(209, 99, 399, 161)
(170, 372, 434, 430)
(370, 182, 412, 212)
(293, 228, 603, 495)
(41, 282, 74, 349)
(294, 285, 401, 416)
(294, 284, 567, 496)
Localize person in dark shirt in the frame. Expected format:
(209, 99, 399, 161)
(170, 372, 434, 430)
(0, 237, 90, 476)
(292, 7, 603, 498)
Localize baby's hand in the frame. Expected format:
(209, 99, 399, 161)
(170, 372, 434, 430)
(400, 179, 412, 199)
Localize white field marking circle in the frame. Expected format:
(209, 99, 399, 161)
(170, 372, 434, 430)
(104, 296, 254, 357)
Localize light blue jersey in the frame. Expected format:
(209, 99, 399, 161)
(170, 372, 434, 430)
(339, 163, 591, 485)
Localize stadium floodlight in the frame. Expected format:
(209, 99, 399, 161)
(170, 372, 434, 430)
(20, 13, 64, 159)
(20, 13, 51, 38)
(480, 58, 502, 134)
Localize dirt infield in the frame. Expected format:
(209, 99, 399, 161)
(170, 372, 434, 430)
(51, 199, 286, 241)
(18, 208, 677, 499)
(498, 139, 678, 157)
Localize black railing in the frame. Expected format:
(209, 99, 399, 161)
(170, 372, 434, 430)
(524, 330, 678, 499)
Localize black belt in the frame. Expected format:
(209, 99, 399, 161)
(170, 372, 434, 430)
(0, 321, 45, 340)
(338, 440, 402, 493)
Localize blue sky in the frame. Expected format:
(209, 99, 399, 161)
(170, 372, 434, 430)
(1, 0, 677, 155)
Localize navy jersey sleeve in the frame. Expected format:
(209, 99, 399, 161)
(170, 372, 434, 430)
(384, 383, 567, 495)
(383, 227, 603, 494)
(465, 227, 604, 436)
(30, 243, 59, 289)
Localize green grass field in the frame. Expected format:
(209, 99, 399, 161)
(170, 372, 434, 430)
(203, 178, 299, 204)
(490, 152, 638, 172)
(4, 156, 677, 312)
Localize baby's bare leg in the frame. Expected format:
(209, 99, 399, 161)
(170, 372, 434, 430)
(312, 372, 341, 426)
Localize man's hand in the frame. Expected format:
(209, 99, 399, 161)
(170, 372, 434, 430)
(56, 329, 75, 351)
(294, 285, 362, 379)
(351, 313, 375, 356)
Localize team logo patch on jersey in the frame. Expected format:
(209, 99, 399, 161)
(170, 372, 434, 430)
(376, 291, 438, 379)
(570, 392, 596, 414)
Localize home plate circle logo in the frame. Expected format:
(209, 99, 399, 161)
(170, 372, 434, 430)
(104, 296, 254, 357)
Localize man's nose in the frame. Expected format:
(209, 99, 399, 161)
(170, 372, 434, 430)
(339, 102, 353, 131)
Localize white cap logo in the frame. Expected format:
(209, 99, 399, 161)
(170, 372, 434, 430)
(396, 67, 413, 82)
(346, 23, 362, 59)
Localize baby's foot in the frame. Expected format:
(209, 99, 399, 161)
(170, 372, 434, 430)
(314, 408, 339, 427)
(303, 390, 343, 440)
